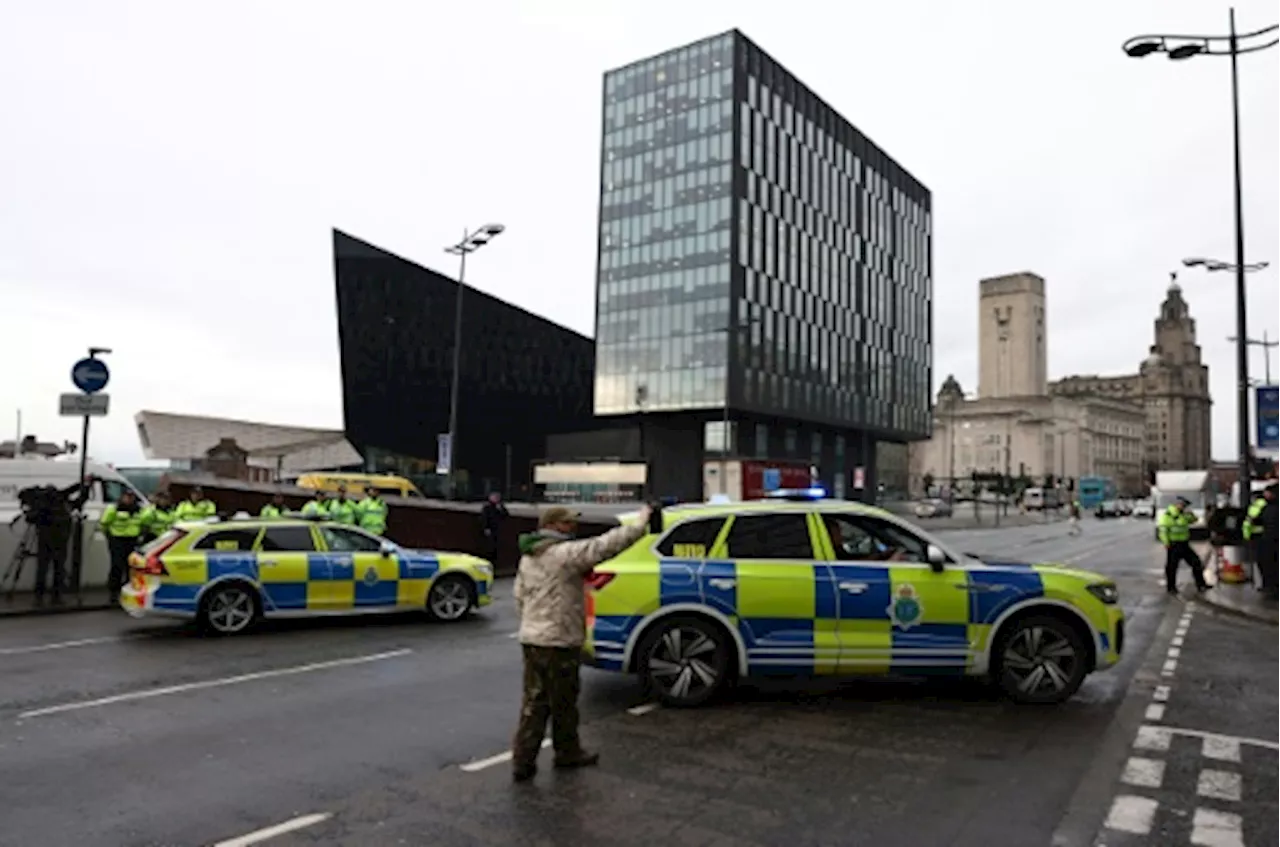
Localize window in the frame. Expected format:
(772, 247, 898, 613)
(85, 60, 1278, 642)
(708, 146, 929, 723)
(260, 525, 317, 552)
(852, 516, 932, 563)
(193, 528, 261, 552)
(723, 514, 813, 559)
(656, 517, 726, 558)
(98, 479, 134, 504)
(320, 526, 383, 553)
(821, 514, 887, 561)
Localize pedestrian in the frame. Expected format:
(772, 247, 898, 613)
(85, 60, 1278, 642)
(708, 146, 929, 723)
(510, 503, 652, 783)
(1245, 484, 1278, 599)
(301, 489, 330, 519)
(1158, 496, 1209, 596)
(26, 476, 93, 607)
(481, 492, 509, 562)
(260, 491, 289, 519)
(327, 486, 358, 525)
(1068, 498, 1082, 536)
(139, 490, 177, 544)
(174, 486, 217, 522)
(99, 489, 144, 603)
(357, 488, 389, 536)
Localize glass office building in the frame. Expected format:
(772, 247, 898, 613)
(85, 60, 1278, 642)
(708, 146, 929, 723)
(591, 31, 932, 495)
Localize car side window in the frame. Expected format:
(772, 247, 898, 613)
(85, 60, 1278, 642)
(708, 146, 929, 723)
(820, 515, 887, 561)
(723, 514, 814, 560)
(260, 526, 317, 552)
(320, 526, 382, 553)
(851, 517, 931, 563)
(192, 528, 261, 552)
(656, 517, 726, 558)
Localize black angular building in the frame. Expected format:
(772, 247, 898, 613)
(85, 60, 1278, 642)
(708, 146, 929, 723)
(587, 30, 933, 500)
(333, 230, 595, 497)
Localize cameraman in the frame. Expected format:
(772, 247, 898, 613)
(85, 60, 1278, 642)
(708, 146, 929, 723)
(18, 477, 94, 607)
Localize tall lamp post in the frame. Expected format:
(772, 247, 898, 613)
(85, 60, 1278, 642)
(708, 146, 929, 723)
(711, 316, 762, 495)
(1226, 329, 1278, 386)
(1124, 13, 1278, 505)
(443, 224, 505, 500)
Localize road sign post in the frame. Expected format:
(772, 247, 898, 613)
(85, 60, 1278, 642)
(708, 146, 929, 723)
(67, 348, 111, 605)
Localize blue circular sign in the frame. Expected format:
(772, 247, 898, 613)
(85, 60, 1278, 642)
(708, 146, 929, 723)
(71, 358, 110, 393)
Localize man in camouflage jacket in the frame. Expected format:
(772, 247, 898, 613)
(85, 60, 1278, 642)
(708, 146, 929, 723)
(510, 504, 651, 782)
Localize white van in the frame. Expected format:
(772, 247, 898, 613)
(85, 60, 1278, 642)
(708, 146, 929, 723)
(0, 458, 147, 597)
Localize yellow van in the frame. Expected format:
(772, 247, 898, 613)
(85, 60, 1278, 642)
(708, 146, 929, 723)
(295, 473, 423, 498)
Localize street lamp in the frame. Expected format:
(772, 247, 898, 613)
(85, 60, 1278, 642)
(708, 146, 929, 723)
(703, 315, 763, 495)
(1124, 11, 1278, 505)
(442, 223, 505, 499)
(1183, 257, 1270, 274)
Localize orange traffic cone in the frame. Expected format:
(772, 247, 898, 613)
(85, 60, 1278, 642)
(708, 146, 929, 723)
(1219, 546, 1249, 584)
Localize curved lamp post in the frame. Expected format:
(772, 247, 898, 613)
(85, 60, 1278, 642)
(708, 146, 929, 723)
(1123, 11, 1278, 503)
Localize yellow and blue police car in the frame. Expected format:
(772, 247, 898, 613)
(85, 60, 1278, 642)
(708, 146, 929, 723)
(120, 516, 493, 635)
(583, 494, 1124, 707)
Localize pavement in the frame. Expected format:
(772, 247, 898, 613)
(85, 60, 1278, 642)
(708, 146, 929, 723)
(0, 517, 1273, 847)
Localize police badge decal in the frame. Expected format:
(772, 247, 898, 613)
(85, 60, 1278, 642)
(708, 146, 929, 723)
(887, 584, 923, 630)
(363, 565, 379, 587)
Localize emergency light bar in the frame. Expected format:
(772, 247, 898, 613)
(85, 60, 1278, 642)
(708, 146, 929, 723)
(763, 487, 828, 501)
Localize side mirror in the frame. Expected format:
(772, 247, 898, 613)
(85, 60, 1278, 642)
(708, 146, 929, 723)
(926, 544, 947, 573)
(379, 541, 396, 558)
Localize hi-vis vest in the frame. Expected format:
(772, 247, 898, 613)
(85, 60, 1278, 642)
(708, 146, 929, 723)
(1244, 497, 1267, 540)
(1157, 506, 1193, 544)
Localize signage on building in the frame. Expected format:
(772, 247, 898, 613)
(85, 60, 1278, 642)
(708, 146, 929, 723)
(853, 466, 866, 490)
(1257, 385, 1279, 452)
(436, 433, 452, 475)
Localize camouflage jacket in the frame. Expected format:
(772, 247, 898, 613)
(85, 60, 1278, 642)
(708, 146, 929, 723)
(514, 522, 646, 648)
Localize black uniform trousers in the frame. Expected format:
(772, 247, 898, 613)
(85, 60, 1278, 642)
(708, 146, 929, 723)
(34, 524, 71, 599)
(106, 535, 138, 599)
(1165, 540, 1207, 592)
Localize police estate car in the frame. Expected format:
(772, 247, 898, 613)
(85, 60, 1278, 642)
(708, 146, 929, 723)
(583, 496, 1124, 707)
(121, 517, 493, 634)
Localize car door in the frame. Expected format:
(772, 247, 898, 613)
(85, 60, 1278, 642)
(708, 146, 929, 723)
(848, 515, 972, 672)
(719, 511, 836, 676)
(317, 526, 397, 609)
(256, 524, 323, 612)
(813, 513, 895, 674)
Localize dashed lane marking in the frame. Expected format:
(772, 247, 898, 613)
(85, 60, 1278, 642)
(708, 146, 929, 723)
(1153, 685, 1171, 702)
(1103, 795, 1158, 835)
(459, 738, 550, 773)
(212, 813, 332, 847)
(1202, 736, 1243, 763)
(1134, 725, 1172, 752)
(626, 702, 661, 716)
(1144, 703, 1166, 722)
(17, 648, 413, 719)
(1196, 769, 1243, 802)
(1140, 724, 1278, 751)
(1120, 756, 1166, 789)
(1190, 807, 1245, 847)
(0, 634, 148, 656)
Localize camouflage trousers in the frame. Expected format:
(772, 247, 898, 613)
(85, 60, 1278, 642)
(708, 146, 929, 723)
(511, 644, 583, 766)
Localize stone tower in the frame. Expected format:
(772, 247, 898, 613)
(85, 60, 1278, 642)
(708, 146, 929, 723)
(1145, 274, 1212, 470)
(978, 272, 1047, 399)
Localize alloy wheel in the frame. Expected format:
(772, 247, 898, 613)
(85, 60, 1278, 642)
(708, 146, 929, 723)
(207, 588, 255, 634)
(646, 625, 722, 702)
(1001, 625, 1080, 696)
(429, 579, 471, 621)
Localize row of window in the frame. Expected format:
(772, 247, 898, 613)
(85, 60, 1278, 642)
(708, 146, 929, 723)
(604, 131, 734, 191)
(594, 366, 727, 414)
(601, 197, 731, 251)
(596, 332, 730, 374)
(604, 68, 733, 132)
(601, 164, 732, 220)
(603, 100, 733, 160)
(656, 511, 933, 563)
(604, 34, 733, 101)
(189, 525, 381, 554)
(597, 301, 731, 345)
(597, 265, 729, 313)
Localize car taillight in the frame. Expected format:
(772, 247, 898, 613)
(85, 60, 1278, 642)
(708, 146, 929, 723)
(141, 531, 184, 576)
(584, 571, 616, 591)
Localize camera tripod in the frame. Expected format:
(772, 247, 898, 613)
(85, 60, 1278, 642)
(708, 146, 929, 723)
(2, 520, 39, 599)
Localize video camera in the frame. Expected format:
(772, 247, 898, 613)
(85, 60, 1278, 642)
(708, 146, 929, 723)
(14, 476, 97, 528)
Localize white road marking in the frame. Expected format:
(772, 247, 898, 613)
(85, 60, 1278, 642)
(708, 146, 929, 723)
(459, 738, 550, 772)
(506, 632, 520, 639)
(0, 634, 145, 656)
(1197, 769, 1243, 802)
(1120, 756, 1166, 788)
(17, 648, 413, 719)
(1203, 735, 1243, 763)
(1176, 626, 1189, 637)
(1172, 635, 1184, 647)
(1103, 795, 1158, 835)
(1190, 807, 1245, 847)
(1134, 725, 1172, 752)
(1153, 685, 1171, 702)
(1167, 647, 1181, 659)
(212, 813, 332, 847)
(626, 702, 661, 717)
(1162, 659, 1178, 676)
(1152, 724, 1280, 751)
(1145, 703, 1166, 722)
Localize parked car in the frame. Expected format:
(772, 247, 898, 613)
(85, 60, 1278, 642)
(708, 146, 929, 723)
(913, 498, 953, 519)
(1131, 500, 1155, 519)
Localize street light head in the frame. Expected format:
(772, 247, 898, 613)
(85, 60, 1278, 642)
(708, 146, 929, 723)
(1168, 43, 1205, 60)
(1123, 40, 1163, 58)
(1182, 258, 1207, 268)
(89, 347, 113, 357)
(480, 223, 505, 236)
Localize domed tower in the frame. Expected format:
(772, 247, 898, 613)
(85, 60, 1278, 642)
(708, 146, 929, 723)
(937, 374, 965, 408)
(1144, 272, 1212, 470)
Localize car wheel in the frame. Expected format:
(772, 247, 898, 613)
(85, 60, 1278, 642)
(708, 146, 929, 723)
(426, 575, 475, 622)
(197, 583, 260, 636)
(638, 615, 733, 708)
(995, 615, 1089, 705)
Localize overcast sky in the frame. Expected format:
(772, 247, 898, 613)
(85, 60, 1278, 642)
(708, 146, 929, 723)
(2, 0, 1277, 466)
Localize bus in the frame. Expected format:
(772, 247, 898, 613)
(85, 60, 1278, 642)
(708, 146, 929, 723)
(1077, 476, 1116, 510)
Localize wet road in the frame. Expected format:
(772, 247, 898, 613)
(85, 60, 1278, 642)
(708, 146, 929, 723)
(0, 518, 1206, 847)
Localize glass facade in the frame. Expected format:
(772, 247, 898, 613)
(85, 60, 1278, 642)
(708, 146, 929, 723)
(594, 33, 736, 414)
(593, 30, 933, 441)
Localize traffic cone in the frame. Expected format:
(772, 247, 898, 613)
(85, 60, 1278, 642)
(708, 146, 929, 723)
(1219, 546, 1248, 584)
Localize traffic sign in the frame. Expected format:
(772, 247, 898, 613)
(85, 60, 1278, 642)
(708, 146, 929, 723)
(437, 433, 452, 475)
(71, 358, 110, 393)
(59, 392, 110, 417)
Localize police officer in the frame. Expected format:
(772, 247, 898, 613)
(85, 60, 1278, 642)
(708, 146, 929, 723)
(99, 489, 144, 602)
(510, 504, 651, 783)
(260, 491, 289, 519)
(175, 486, 217, 522)
(139, 491, 177, 544)
(300, 489, 330, 519)
(327, 486, 357, 525)
(358, 489, 388, 536)
(1158, 496, 1208, 595)
(1245, 484, 1278, 597)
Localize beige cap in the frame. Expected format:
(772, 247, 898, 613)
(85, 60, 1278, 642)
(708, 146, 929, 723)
(538, 506, 582, 529)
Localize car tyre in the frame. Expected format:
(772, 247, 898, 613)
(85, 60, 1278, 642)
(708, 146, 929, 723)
(638, 615, 733, 708)
(197, 583, 261, 636)
(426, 574, 475, 622)
(994, 614, 1090, 705)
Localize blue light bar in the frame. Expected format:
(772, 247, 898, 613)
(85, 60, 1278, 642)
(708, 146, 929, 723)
(764, 487, 828, 501)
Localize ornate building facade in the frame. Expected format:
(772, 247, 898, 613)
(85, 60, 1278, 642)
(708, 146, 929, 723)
(1050, 275, 1212, 475)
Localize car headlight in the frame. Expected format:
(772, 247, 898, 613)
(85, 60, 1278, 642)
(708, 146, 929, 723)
(1086, 583, 1119, 605)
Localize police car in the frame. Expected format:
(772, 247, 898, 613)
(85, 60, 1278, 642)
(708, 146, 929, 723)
(120, 517, 493, 634)
(583, 494, 1124, 707)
